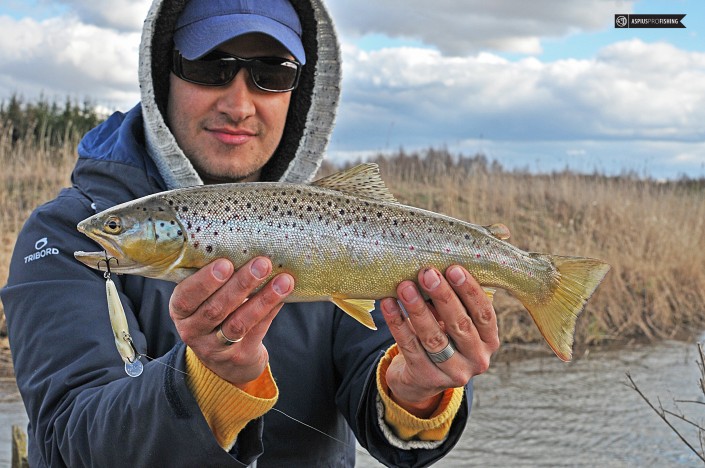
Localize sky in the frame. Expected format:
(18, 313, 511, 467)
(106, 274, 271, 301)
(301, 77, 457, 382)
(0, 0, 703, 179)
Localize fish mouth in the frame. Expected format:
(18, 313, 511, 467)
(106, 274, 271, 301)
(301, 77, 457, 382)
(75, 218, 133, 273)
(74, 250, 142, 274)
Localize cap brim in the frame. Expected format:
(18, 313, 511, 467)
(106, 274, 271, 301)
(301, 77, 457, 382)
(174, 14, 306, 64)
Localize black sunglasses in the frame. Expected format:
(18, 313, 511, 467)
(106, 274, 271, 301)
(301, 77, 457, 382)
(171, 50, 302, 92)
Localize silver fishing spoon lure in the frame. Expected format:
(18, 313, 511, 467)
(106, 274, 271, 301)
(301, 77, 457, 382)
(100, 255, 144, 378)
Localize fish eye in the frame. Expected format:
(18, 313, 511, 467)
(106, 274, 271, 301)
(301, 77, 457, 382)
(104, 216, 122, 234)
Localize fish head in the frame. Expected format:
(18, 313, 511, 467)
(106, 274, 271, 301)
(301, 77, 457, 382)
(74, 197, 187, 278)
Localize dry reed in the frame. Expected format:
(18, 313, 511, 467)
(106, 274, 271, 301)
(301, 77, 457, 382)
(1, 132, 704, 358)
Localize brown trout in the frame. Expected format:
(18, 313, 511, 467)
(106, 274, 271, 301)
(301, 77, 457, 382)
(75, 164, 610, 361)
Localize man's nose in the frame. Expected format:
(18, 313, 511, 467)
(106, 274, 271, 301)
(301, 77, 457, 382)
(215, 69, 256, 120)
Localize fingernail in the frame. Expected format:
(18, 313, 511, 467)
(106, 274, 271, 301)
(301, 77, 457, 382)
(400, 284, 419, 304)
(251, 258, 270, 279)
(272, 275, 293, 295)
(423, 269, 441, 290)
(213, 260, 232, 281)
(448, 266, 466, 286)
(381, 298, 401, 316)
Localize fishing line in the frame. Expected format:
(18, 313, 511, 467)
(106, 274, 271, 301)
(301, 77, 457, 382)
(270, 408, 368, 456)
(132, 352, 368, 455)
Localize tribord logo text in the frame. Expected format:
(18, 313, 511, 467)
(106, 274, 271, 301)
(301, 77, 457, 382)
(25, 237, 60, 263)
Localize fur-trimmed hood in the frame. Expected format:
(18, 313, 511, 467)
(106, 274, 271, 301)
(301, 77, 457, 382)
(139, 0, 341, 189)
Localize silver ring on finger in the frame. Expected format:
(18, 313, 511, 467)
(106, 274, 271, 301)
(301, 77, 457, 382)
(216, 324, 243, 346)
(426, 335, 456, 363)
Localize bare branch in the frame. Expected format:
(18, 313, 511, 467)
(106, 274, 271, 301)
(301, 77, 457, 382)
(626, 372, 705, 463)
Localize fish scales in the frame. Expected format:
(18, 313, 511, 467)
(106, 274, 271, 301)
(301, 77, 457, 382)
(166, 183, 553, 303)
(75, 163, 610, 361)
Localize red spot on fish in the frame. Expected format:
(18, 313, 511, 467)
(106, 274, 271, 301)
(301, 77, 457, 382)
(476, 254, 481, 258)
(410, 246, 415, 251)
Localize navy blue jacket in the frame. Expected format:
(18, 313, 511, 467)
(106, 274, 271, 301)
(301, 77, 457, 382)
(2, 106, 472, 467)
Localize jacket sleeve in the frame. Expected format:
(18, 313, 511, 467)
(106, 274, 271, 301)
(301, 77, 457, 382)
(332, 305, 473, 468)
(0, 189, 262, 467)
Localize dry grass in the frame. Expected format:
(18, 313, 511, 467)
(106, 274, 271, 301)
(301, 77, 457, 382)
(0, 124, 78, 334)
(1, 131, 704, 357)
(323, 150, 705, 351)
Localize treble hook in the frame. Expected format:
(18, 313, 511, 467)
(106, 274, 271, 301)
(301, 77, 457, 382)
(97, 253, 119, 279)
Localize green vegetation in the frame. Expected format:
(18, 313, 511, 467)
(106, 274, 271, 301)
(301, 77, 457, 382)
(1, 93, 105, 148)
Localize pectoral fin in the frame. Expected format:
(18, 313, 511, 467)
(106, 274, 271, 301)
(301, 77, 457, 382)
(331, 298, 377, 330)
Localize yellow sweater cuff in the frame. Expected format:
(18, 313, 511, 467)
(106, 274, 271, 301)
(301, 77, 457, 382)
(185, 347, 278, 450)
(376, 344, 464, 441)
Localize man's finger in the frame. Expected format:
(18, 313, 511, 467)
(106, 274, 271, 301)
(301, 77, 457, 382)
(445, 266, 499, 349)
(219, 273, 294, 343)
(169, 258, 234, 320)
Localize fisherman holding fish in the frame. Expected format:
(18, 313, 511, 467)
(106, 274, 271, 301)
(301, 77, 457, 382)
(1, 1, 503, 466)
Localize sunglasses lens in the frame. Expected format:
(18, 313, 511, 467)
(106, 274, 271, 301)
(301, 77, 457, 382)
(174, 52, 300, 92)
(249, 60, 299, 92)
(179, 57, 237, 86)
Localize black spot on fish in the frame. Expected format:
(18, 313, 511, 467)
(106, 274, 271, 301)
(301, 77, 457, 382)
(160, 223, 165, 227)
(168, 200, 174, 206)
(206, 245, 213, 253)
(156, 234, 160, 239)
(339, 209, 345, 215)
(196, 227, 201, 233)
(177, 230, 182, 236)
(159, 207, 165, 212)
(247, 202, 252, 208)
(182, 207, 188, 212)
(225, 206, 231, 212)
(362, 216, 367, 222)
(273, 206, 279, 212)
(465, 234, 470, 240)
(213, 231, 218, 236)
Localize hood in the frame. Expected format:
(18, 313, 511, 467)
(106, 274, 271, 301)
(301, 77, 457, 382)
(139, 0, 341, 189)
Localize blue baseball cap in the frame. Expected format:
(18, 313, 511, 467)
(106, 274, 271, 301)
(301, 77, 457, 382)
(174, 0, 306, 64)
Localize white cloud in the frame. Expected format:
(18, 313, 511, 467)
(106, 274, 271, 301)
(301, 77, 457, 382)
(335, 39, 705, 150)
(328, 0, 636, 55)
(0, 15, 141, 106)
(47, 0, 150, 31)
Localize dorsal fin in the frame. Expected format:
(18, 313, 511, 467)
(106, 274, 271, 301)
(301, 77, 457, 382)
(312, 163, 397, 202)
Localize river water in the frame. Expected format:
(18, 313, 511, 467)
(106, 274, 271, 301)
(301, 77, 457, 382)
(1, 340, 702, 466)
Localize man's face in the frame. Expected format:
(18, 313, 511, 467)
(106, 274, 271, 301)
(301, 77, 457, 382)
(167, 33, 294, 183)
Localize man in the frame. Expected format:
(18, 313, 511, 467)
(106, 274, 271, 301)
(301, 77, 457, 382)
(1, 0, 499, 466)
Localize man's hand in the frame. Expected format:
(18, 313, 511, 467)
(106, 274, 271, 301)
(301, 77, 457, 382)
(169, 257, 294, 388)
(380, 265, 500, 418)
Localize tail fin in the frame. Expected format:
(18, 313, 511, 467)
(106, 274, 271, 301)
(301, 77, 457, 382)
(520, 255, 610, 361)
